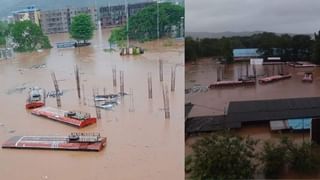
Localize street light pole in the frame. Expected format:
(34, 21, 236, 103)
(125, 0, 129, 48)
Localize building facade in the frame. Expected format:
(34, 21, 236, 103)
(40, 7, 97, 34)
(12, 6, 41, 25)
(99, 2, 155, 28)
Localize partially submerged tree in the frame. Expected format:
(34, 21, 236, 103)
(9, 20, 51, 52)
(312, 31, 320, 64)
(70, 14, 94, 44)
(189, 132, 258, 179)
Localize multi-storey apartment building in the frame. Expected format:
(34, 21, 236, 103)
(40, 7, 97, 34)
(99, 2, 155, 28)
(12, 6, 41, 25)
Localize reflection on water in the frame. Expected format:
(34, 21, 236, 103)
(0, 29, 184, 180)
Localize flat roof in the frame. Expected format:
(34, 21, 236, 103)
(227, 97, 320, 123)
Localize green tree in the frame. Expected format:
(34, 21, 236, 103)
(312, 31, 320, 64)
(9, 20, 51, 52)
(0, 21, 9, 47)
(70, 14, 94, 44)
(260, 137, 290, 178)
(261, 137, 320, 178)
(189, 132, 257, 180)
(108, 27, 126, 48)
(109, 2, 184, 44)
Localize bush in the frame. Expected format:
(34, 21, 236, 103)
(189, 132, 258, 180)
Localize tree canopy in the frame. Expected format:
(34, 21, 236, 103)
(9, 20, 51, 52)
(70, 14, 94, 43)
(186, 32, 316, 63)
(0, 21, 9, 47)
(109, 2, 184, 45)
(188, 132, 257, 179)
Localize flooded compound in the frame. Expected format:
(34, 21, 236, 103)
(186, 58, 320, 117)
(185, 58, 320, 170)
(0, 29, 184, 180)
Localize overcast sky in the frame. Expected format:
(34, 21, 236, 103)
(186, 0, 320, 34)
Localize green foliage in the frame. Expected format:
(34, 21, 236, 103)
(260, 137, 290, 178)
(312, 31, 320, 64)
(109, 27, 126, 48)
(9, 20, 51, 52)
(0, 21, 9, 47)
(189, 132, 257, 180)
(261, 137, 320, 178)
(185, 37, 198, 62)
(70, 14, 94, 43)
(109, 2, 184, 44)
(186, 32, 314, 63)
(185, 155, 193, 173)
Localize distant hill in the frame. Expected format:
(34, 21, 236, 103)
(1, 0, 184, 18)
(186, 31, 313, 39)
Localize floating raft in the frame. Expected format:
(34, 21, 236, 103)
(2, 133, 106, 151)
(94, 94, 120, 102)
(31, 107, 96, 128)
(209, 80, 255, 88)
(258, 74, 291, 84)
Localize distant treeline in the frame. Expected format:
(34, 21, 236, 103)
(186, 31, 320, 64)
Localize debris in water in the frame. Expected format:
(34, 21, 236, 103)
(7, 83, 28, 94)
(47, 90, 64, 98)
(185, 84, 208, 95)
(8, 129, 15, 133)
(30, 64, 46, 69)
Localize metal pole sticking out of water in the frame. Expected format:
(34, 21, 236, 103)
(82, 84, 86, 106)
(129, 88, 135, 112)
(93, 88, 101, 119)
(125, 0, 129, 48)
(159, 59, 163, 82)
(217, 66, 221, 82)
(120, 71, 125, 95)
(162, 84, 170, 119)
(246, 63, 249, 78)
(171, 66, 176, 92)
(112, 66, 117, 87)
(75, 65, 81, 99)
(148, 72, 152, 99)
(51, 71, 61, 107)
(253, 64, 256, 79)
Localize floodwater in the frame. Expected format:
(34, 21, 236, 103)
(0, 29, 184, 180)
(185, 58, 320, 178)
(186, 58, 320, 117)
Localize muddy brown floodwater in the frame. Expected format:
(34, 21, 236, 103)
(0, 29, 184, 180)
(185, 58, 320, 178)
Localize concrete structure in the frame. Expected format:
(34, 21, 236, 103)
(99, 2, 155, 28)
(0, 48, 14, 60)
(40, 7, 97, 34)
(13, 6, 41, 25)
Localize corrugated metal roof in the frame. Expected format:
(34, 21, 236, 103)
(227, 97, 320, 123)
(185, 115, 241, 134)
